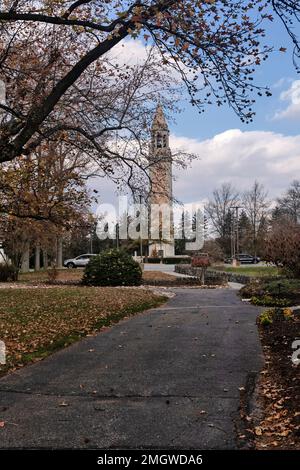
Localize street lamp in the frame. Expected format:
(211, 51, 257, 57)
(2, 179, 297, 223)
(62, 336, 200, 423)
(232, 206, 241, 266)
(116, 223, 119, 250)
(139, 195, 144, 269)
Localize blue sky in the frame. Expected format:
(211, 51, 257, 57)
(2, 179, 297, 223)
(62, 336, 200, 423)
(92, 14, 300, 208)
(173, 16, 299, 140)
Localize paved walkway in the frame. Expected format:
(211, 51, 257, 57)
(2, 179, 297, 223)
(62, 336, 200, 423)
(0, 288, 263, 449)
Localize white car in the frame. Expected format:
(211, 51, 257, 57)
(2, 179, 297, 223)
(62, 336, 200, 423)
(63, 254, 98, 268)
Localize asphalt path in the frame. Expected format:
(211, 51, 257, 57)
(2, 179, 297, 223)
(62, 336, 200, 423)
(0, 288, 263, 449)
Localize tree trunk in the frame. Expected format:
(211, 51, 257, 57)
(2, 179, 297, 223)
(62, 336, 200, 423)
(43, 249, 48, 269)
(34, 244, 40, 271)
(21, 242, 30, 273)
(56, 237, 63, 268)
(200, 268, 205, 285)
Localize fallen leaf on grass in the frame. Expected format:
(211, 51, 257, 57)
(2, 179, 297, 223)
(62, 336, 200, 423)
(0, 287, 164, 375)
(0, 421, 5, 428)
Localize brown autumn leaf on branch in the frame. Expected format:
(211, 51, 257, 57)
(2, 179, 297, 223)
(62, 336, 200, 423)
(0, 0, 299, 165)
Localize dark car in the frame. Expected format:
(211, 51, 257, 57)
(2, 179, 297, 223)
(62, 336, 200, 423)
(225, 254, 260, 264)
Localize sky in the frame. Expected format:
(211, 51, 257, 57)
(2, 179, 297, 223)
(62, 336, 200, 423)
(90, 12, 300, 209)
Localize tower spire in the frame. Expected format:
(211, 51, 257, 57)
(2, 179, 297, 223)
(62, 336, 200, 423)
(152, 104, 168, 131)
(151, 104, 170, 151)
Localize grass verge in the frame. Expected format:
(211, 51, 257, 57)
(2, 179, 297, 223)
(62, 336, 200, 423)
(18, 269, 178, 284)
(211, 265, 280, 277)
(18, 269, 82, 284)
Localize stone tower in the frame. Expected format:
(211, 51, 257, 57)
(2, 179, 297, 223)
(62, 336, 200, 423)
(148, 105, 175, 257)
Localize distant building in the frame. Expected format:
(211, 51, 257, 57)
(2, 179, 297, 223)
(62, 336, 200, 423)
(0, 243, 7, 264)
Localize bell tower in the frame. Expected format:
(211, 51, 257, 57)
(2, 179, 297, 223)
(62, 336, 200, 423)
(148, 105, 175, 257)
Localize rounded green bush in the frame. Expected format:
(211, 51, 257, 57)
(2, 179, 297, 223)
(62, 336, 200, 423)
(258, 309, 275, 326)
(82, 249, 142, 287)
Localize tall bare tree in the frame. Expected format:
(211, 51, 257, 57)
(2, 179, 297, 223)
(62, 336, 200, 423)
(276, 180, 300, 224)
(242, 180, 269, 257)
(206, 183, 239, 252)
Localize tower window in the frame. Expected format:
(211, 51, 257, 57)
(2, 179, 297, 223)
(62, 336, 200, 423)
(156, 133, 162, 148)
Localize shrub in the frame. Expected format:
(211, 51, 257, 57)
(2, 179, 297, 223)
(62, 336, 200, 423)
(46, 265, 59, 283)
(258, 307, 294, 326)
(201, 240, 224, 263)
(264, 220, 300, 278)
(283, 308, 294, 320)
(0, 264, 18, 282)
(82, 249, 142, 286)
(146, 257, 161, 264)
(251, 295, 292, 307)
(264, 279, 300, 298)
(258, 309, 275, 326)
(151, 247, 159, 258)
(240, 280, 266, 298)
(163, 257, 191, 264)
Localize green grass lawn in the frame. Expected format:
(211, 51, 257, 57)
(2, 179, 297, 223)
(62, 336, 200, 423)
(211, 265, 280, 277)
(0, 286, 166, 375)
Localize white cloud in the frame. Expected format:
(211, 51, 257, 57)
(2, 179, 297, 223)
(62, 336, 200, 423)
(108, 38, 194, 83)
(108, 39, 149, 66)
(272, 77, 293, 89)
(88, 128, 300, 208)
(273, 80, 300, 120)
(171, 129, 300, 202)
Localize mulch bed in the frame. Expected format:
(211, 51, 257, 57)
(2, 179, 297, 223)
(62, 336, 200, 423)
(254, 313, 300, 449)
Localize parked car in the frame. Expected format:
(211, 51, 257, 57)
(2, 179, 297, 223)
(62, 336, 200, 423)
(224, 254, 260, 264)
(63, 254, 98, 268)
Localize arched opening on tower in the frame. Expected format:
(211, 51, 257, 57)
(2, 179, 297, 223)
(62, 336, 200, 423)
(156, 133, 167, 148)
(156, 133, 162, 148)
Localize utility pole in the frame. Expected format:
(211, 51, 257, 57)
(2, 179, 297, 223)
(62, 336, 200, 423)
(232, 206, 241, 264)
(139, 195, 144, 269)
(235, 206, 240, 256)
(116, 223, 119, 250)
(90, 232, 93, 254)
(231, 215, 235, 259)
